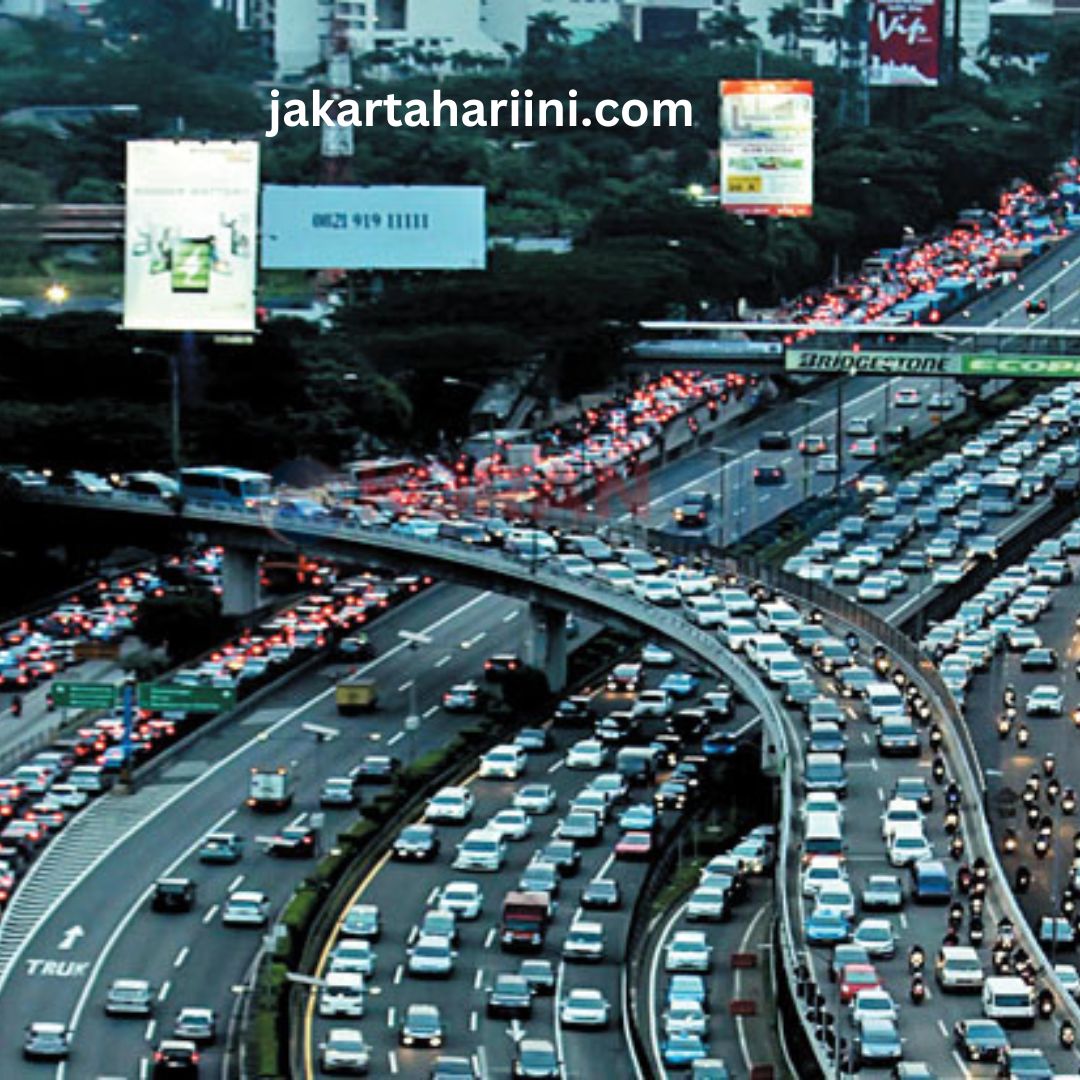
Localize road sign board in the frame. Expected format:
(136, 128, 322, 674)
(51, 681, 117, 710)
(785, 348, 1080, 378)
(137, 683, 236, 713)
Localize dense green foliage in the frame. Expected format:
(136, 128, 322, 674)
(0, 2, 1075, 467)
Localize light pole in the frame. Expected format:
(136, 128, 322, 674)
(398, 629, 432, 769)
(712, 447, 737, 549)
(443, 375, 495, 472)
(796, 397, 816, 503)
(133, 345, 182, 479)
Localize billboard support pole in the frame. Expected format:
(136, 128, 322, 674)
(170, 344, 181, 479)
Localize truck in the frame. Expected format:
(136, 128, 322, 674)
(246, 766, 295, 812)
(335, 677, 378, 715)
(500, 891, 551, 952)
(996, 247, 1033, 272)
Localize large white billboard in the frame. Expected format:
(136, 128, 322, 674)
(261, 185, 487, 270)
(719, 80, 814, 218)
(123, 140, 260, 332)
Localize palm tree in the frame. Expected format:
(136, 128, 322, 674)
(818, 14, 845, 68)
(704, 10, 758, 48)
(767, 3, 804, 53)
(502, 40, 521, 67)
(527, 11, 573, 52)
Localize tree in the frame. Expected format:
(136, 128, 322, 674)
(704, 10, 758, 48)
(819, 15, 845, 68)
(502, 41, 522, 67)
(527, 11, 573, 53)
(135, 589, 229, 663)
(767, 4, 804, 53)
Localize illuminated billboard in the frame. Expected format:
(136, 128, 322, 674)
(868, 0, 943, 87)
(261, 185, 487, 270)
(123, 140, 259, 332)
(719, 80, 813, 218)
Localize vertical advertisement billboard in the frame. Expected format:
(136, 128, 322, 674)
(868, 0, 942, 87)
(123, 140, 260, 332)
(719, 80, 814, 219)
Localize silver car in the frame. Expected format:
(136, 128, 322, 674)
(319, 1027, 372, 1075)
(105, 978, 153, 1017)
(407, 935, 456, 978)
(23, 1022, 70, 1060)
(559, 988, 611, 1029)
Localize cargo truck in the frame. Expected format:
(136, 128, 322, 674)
(500, 891, 551, 952)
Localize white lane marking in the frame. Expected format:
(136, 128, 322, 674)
(423, 705, 439, 719)
(548, 760, 564, 774)
(393, 964, 403, 985)
(145, 1019, 155, 1043)
(173, 946, 189, 969)
(157, 980, 170, 1002)
(387, 732, 405, 747)
(937, 1019, 947, 1038)
(398, 680, 414, 693)
(387, 1006, 395, 1028)
(503, 610, 520, 623)
(470, 1010, 479, 1032)
(593, 851, 617, 881)
(388, 1050, 399, 1074)
(474, 968, 485, 989)
(554, 960, 568, 1074)
(138, 1058, 148, 1080)
(484, 928, 496, 949)
(734, 904, 771, 1075)
(435, 654, 452, 668)
(203, 904, 219, 925)
(227, 874, 244, 893)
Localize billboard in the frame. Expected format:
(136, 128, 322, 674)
(123, 140, 259, 332)
(786, 349, 1080, 378)
(261, 186, 487, 271)
(719, 80, 813, 219)
(868, 0, 943, 87)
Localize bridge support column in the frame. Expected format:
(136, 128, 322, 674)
(528, 602, 567, 694)
(221, 548, 261, 616)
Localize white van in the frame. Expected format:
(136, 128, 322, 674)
(865, 683, 906, 723)
(745, 633, 788, 671)
(318, 971, 365, 1018)
(479, 744, 527, 780)
(803, 811, 845, 863)
(452, 829, 507, 872)
(936, 945, 985, 992)
(982, 975, 1035, 1027)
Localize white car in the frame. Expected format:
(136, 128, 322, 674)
(803, 793, 844, 822)
(664, 931, 713, 973)
(631, 690, 672, 719)
(852, 919, 896, 958)
(887, 828, 933, 867)
(1055, 964, 1080, 1001)
(814, 882, 857, 921)
(566, 739, 607, 770)
(406, 935, 456, 978)
(633, 577, 681, 606)
(880, 799, 923, 841)
(478, 744, 526, 780)
(514, 784, 557, 815)
(319, 1028, 372, 1074)
(222, 891, 270, 926)
(486, 808, 532, 841)
(436, 881, 483, 920)
(424, 786, 475, 823)
(663, 999, 709, 1037)
(641, 642, 677, 665)
(329, 939, 376, 977)
(801, 856, 847, 898)
(1026, 685, 1064, 716)
(932, 562, 967, 587)
(857, 576, 891, 603)
(559, 987, 611, 1029)
(851, 989, 899, 1024)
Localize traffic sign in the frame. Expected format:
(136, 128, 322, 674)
(137, 683, 236, 713)
(785, 348, 1080, 378)
(51, 681, 118, 710)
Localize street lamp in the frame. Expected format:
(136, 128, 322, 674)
(712, 447, 737, 549)
(442, 375, 496, 481)
(398, 629, 432, 769)
(132, 345, 182, 480)
(43, 282, 69, 306)
(796, 397, 816, 503)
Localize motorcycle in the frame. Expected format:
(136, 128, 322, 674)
(1017, 724, 1031, 748)
(1044, 752, 1058, 778)
(910, 975, 926, 1005)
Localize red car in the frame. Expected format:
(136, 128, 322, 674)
(839, 963, 882, 1005)
(614, 831, 654, 861)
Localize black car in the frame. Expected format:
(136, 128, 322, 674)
(336, 634, 375, 660)
(151, 878, 196, 914)
(266, 826, 318, 859)
(953, 1018, 1008, 1063)
(539, 839, 580, 877)
(753, 465, 786, 486)
(518, 958, 556, 996)
(515, 728, 552, 753)
(399, 1003, 444, 1048)
(351, 755, 400, 784)
(486, 973, 534, 1018)
(893, 776, 933, 813)
(553, 695, 597, 726)
(759, 431, 792, 451)
(392, 824, 440, 862)
(673, 491, 713, 528)
(151, 1040, 200, 1078)
(483, 654, 521, 682)
(581, 878, 621, 910)
(655, 779, 692, 811)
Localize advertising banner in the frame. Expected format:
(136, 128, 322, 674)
(868, 0, 943, 87)
(719, 80, 813, 218)
(123, 140, 259, 332)
(786, 349, 1080, 378)
(261, 185, 487, 270)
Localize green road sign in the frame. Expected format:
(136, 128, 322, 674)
(785, 348, 1080, 378)
(51, 681, 118, 710)
(138, 683, 236, 713)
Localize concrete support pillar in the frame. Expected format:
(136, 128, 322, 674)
(221, 547, 261, 616)
(528, 602, 568, 694)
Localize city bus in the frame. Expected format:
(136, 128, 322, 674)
(345, 458, 419, 496)
(978, 471, 1021, 516)
(179, 466, 274, 508)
